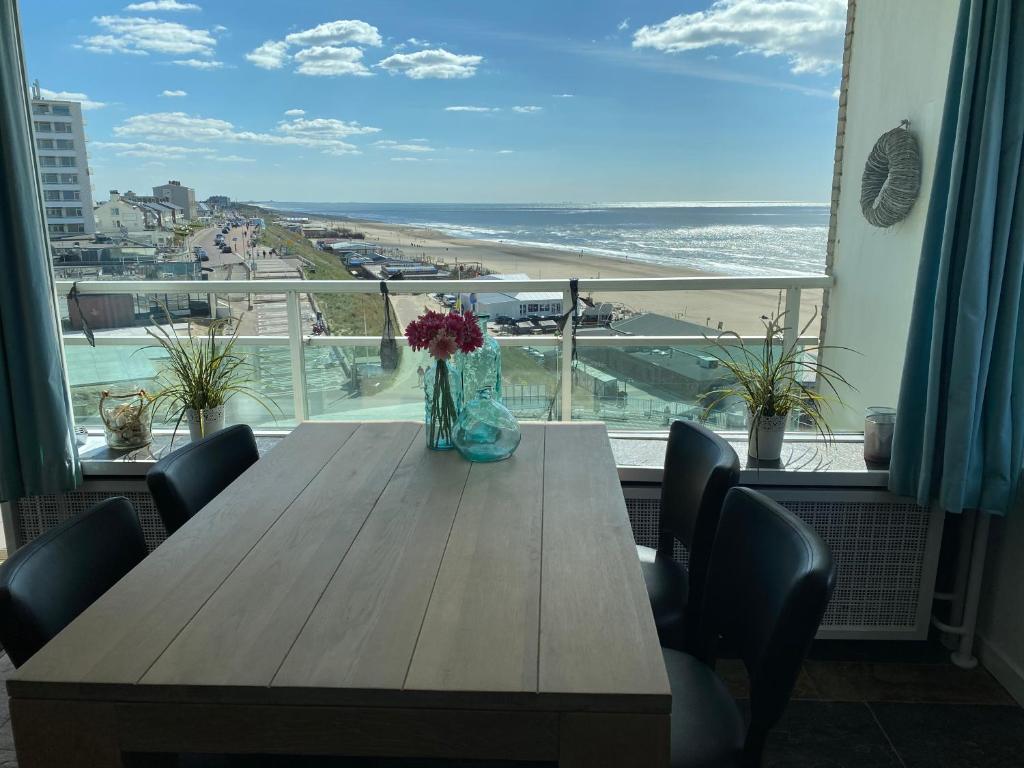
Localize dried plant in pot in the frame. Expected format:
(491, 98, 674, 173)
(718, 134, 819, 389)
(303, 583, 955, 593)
(700, 303, 854, 461)
(145, 306, 277, 442)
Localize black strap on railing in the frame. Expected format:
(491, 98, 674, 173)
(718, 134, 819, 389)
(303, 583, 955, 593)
(557, 277, 581, 366)
(67, 282, 95, 347)
(379, 279, 399, 371)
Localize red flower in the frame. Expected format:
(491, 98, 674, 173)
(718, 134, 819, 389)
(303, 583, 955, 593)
(405, 310, 483, 361)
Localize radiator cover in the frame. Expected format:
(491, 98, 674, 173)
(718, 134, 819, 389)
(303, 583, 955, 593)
(624, 486, 944, 640)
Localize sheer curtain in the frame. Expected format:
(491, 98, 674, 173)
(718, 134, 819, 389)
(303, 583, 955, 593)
(889, 0, 1023, 516)
(0, 0, 81, 502)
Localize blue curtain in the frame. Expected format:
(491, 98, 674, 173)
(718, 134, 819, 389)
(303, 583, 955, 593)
(0, 0, 81, 502)
(889, 0, 1024, 516)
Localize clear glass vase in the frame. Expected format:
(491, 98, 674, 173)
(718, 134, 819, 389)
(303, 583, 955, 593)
(453, 388, 522, 462)
(457, 315, 502, 401)
(424, 359, 462, 450)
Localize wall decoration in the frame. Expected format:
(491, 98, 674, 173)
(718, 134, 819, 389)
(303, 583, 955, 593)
(860, 120, 921, 227)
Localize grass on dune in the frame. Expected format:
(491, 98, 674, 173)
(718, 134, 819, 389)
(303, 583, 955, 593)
(255, 221, 387, 336)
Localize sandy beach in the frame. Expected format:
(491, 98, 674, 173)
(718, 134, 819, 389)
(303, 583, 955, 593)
(278, 211, 824, 337)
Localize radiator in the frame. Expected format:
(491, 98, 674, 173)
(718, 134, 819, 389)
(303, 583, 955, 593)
(13, 479, 166, 552)
(623, 485, 944, 640)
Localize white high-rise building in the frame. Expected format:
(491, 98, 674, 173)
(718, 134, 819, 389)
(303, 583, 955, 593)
(29, 81, 95, 236)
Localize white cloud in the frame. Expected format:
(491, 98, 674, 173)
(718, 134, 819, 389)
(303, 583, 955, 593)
(390, 157, 424, 162)
(246, 40, 288, 70)
(293, 46, 371, 77)
(276, 117, 380, 139)
(38, 88, 106, 110)
(553, 93, 574, 98)
(373, 140, 433, 152)
(79, 34, 148, 55)
(284, 19, 382, 48)
(632, 0, 846, 75)
(96, 142, 252, 163)
(123, 0, 200, 11)
(172, 58, 224, 69)
(83, 15, 217, 56)
(833, 88, 841, 99)
(247, 20, 384, 76)
(284, 108, 305, 116)
(617, 18, 630, 31)
(512, 105, 543, 113)
(445, 105, 498, 113)
(161, 89, 187, 97)
(92, 141, 216, 159)
(111, 111, 378, 156)
(114, 112, 232, 140)
(378, 48, 482, 79)
(497, 149, 515, 154)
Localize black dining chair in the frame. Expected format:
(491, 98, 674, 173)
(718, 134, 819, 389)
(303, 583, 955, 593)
(663, 487, 836, 768)
(639, 419, 740, 651)
(147, 424, 260, 536)
(0, 496, 147, 667)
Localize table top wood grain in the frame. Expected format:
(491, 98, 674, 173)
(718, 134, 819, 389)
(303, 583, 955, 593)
(9, 422, 670, 716)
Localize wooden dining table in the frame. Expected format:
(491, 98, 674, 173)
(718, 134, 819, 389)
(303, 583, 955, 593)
(8, 421, 670, 767)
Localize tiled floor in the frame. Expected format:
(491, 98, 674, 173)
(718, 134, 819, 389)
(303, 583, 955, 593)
(0, 644, 1020, 767)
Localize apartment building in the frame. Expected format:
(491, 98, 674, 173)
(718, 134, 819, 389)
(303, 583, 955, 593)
(29, 82, 95, 236)
(152, 179, 197, 221)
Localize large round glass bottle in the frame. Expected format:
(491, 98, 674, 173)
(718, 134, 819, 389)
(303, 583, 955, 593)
(453, 387, 521, 462)
(457, 314, 502, 401)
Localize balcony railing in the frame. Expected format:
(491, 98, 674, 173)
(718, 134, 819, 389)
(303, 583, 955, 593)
(55, 275, 832, 431)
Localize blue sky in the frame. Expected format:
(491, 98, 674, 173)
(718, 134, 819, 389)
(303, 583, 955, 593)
(20, 0, 847, 203)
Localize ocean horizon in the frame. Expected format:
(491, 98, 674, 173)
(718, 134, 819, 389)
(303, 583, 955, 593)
(257, 201, 829, 277)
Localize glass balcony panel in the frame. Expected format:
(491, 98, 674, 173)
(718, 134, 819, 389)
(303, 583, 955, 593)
(304, 339, 562, 423)
(571, 339, 826, 432)
(65, 341, 296, 432)
(579, 287, 825, 338)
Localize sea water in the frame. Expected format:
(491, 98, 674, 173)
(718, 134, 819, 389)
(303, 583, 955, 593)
(260, 201, 828, 276)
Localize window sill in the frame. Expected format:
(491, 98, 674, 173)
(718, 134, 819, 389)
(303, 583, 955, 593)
(78, 427, 889, 488)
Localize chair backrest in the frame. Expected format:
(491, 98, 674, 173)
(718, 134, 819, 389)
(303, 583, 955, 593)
(147, 424, 259, 536)
(659, 419, 740, 642)
(0, 496, 147, 667)
(697, 487, 836, 767)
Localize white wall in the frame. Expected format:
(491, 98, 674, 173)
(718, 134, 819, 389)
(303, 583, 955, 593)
(824, 0, 959, 428)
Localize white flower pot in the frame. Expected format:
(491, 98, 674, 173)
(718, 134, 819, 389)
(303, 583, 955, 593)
(747, 411, 787, 461)
(185, 405, 225, 442)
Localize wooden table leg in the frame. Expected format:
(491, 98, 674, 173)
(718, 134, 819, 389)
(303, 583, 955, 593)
(559, 712, 670, 768)
(11, 699, 124, 768)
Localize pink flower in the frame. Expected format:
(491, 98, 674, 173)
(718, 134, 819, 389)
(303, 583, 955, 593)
(405, 309, 484, 361)
(427, 330, 458, 361)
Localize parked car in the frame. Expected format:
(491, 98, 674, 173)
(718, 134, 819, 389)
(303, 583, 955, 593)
(220, 245, 233, 253)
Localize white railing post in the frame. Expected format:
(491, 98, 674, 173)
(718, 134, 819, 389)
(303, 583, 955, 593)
(782, 287, 801, 352)
(286, 290, 309, 421)
(560, 287, 573, 421)
(208, 292, 217, 319)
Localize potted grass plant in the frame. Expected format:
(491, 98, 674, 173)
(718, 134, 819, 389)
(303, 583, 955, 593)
(700, 303, 853, 461)
(146, 308, 276, 441)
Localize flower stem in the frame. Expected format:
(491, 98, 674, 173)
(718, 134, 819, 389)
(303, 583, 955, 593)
(429, 359, 457, 448)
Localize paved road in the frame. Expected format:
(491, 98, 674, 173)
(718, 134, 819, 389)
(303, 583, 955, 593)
(190, 221, 254, 276)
